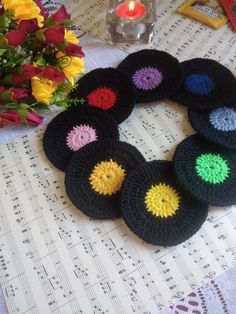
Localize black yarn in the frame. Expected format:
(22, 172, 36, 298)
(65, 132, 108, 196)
(65, 140, 145, 219)
(43, 106, 119, 171)
(173, 134, 236, 206)
(189, 105, 236, 151)
(69, 67, 136, 123)
(171, 58, 236, 109)
(121, 160, 208, 246)
(117, 49, 183, 103)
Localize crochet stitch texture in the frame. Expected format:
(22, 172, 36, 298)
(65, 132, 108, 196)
(209, 107, 236, 132)
(145, 183, 181, 218)
(195, 153, 230, 184)
(89, 160, 126, 196)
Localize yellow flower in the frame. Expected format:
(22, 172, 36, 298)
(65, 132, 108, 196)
(57, 52, 84, 85)
(1, 0, 44, 27)
(64, 30, 79, 45)
(31, 77, 57, 104)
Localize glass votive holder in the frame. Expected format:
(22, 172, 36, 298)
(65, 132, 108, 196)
(106, 0, 157, 44)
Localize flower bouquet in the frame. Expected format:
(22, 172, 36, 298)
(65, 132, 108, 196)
(0, 0, 85, 127)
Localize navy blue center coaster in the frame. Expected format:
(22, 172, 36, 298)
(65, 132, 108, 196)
(117, 49, 183, 103)
(189, 105, 236, 150)
(121, 160, 208, 246)
(69, 68, 136, 123)
(173, 134, 236, 206)
(65, 140, 145, 219)
(171, 58, 236, 109)
(43, 106, 119, 171)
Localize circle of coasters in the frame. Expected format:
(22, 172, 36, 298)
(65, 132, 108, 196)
(117, 49, 183, 103)
(65, 140, 145, 219)
(69, 68, 136, 123)
(189, 105, 236, 150)
(171, 58, 236, 109)
(121, 160, 208, 246)
(43, 106, 119, 171)
(173, 134, 236, 206)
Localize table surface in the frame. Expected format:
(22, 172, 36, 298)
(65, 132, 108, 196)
(1, 0, 236, 313)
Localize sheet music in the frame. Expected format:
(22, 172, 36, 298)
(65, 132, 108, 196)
(0, 1, 236, 313)
(67, 0, 236, 75)
(0, 101, 236, 313)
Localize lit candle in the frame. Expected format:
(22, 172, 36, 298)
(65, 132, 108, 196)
(116, 1, 147, 20)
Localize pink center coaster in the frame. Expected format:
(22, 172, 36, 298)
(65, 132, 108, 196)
(66, 125, 97, 151)
(87, 87, 117, 110)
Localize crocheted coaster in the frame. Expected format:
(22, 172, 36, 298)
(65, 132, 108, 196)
(189, 105, 236, 150)
(117, 49, 183, 103)
(65, 140, 145, 219)
(69, 68, 136, 123)
(173, 134, 236, 206)
(121, 160, 208, 246)
(43, 106, 119, 171)
(171, 58, 236, 109)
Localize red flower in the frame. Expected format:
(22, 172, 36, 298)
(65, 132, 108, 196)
(10, 88, 28, 100)
(65, 43, 84, 58)
(22, 64, 42, 79)
(0, 86, 6, 94)
(0, 110, 22, 127)
(42, 66, 66, 83)
(26, 112, 44, 126)
(19, 19, 39, 33)
(6, 30, 27, 46)
(44, 26, 65, 44)
(34, 0, 49, 19)
(52, 5, 71, 22)
(11, 74, 28, 85)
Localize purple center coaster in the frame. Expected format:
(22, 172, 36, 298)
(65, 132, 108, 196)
(132, 66, 163, 91)
(66, 124, 97, 151)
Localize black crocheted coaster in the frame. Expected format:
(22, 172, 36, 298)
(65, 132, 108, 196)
(121, 160, 208, 246)
(117, 49, 183, 103)
(173, 134, 236, 206)
(69, 68, 136, 123)
(65, 140, 145, 219)
(189, 105, 236, 151)
(171, 58, 236, 109)
(43, 106, 119, 171)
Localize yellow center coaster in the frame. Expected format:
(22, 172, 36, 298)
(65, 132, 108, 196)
(89, 160, 126, 196)
(145, 183, 181, 218)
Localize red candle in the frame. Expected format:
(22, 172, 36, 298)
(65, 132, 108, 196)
(116, 1, 147, 19)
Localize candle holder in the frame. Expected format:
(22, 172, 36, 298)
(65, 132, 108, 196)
(106, 0, 157, 44)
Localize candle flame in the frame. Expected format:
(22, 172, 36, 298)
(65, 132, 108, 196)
(129, 1, 135, 12)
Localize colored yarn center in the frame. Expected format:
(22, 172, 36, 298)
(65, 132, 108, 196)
(209, 107, 236, 132)
(185, 74, 215, 95)
(132, 66, 163, 90)
(89, 160, 126, 196)
(87, 87, 117, 110)
(66, 125, 97, 151)
(145, 183, 180, 218)
(195, 153, 230, 184)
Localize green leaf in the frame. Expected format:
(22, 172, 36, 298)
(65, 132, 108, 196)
(16, 103, 30, 120)
(36, 58, 47, 66)
(35, 29, 45, 42)
(0, 15, 11, 30)
(63, 19, 73, 26)
(43, 18, 57, 27)
(34, 103, 51, 111)
(0, 48, 7, 56)
(0, 37, 8, 48)
(4, 102, 18, 109)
